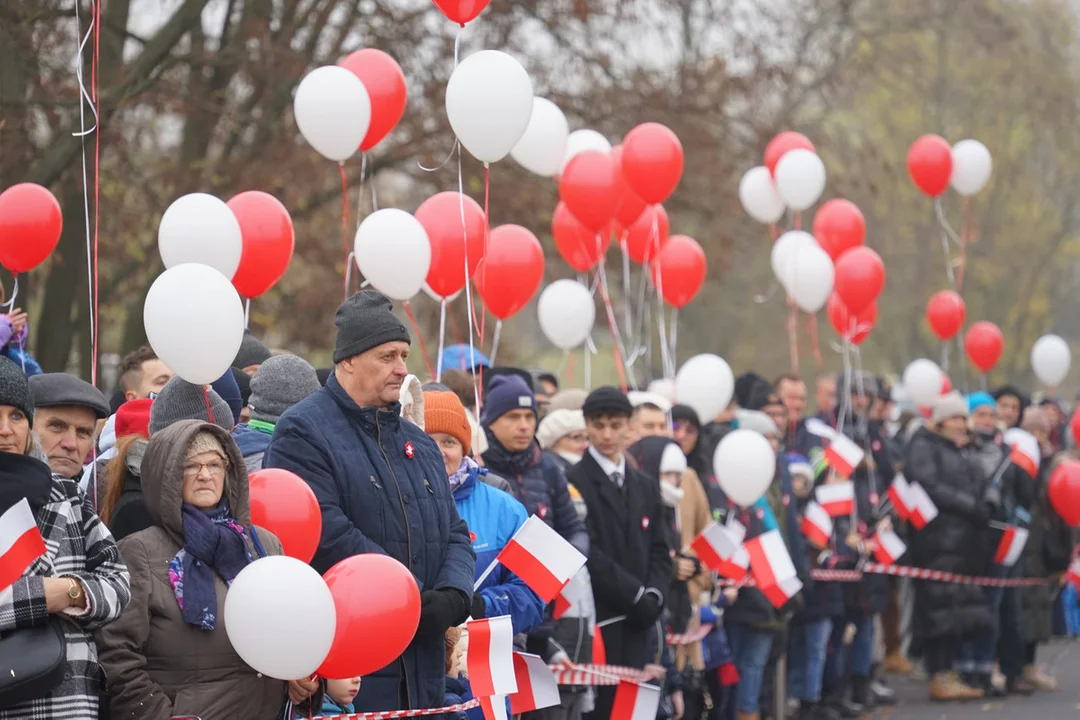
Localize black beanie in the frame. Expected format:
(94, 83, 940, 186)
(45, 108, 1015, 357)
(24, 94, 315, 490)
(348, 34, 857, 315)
(333, 290, 411, 364)
(582, 386, 633, 419)
(0, 358, 34, 424)
(230, 367, 252, 407)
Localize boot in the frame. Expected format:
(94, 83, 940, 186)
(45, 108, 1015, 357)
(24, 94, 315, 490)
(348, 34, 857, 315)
(883, 651, 913, 675)
(929, 672, 984, 701)
(971, 672, 1006, 698)
(1006, 676, 1037, 695)
(823, 693, 863, 719)
(870, 677, 897, 706)
(850, 675, 871, 709)
(809, 701, 842, 720)
(1023, 664, 1058, 691)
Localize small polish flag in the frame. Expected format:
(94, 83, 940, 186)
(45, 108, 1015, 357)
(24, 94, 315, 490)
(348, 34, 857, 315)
(761, 576, 803, 608)
(800, 502, 833, 548)
(726, 515, 747, 544)
(714, 546, 750, 581)
(745, 530, 797, 589)
(592, 626, 607, 665)
(1005, 429, 1041, 478)
(691, 522, 743, 570)
(908, 483, 939, 530)
(553, 570, 589, 620)
(509, 652, 561, 714)
(994, 525, 1029, 567)
(611, 679, 661, 720)
(873, 528, 907, 566)
(0, 498, 46, 592)
(497, 515, 587, 603)
(816, 482, 856, 517)
(479, 695, 509, 720)
(467, 615, 518, 698)
(824, 434, 864, 478)
(887, 474, 915, 521)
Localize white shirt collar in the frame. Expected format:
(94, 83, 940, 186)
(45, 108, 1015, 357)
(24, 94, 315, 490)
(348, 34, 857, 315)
(588, 445, 625, 479)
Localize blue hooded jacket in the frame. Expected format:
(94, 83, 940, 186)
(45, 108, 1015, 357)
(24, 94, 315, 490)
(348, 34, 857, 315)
(264, 373, 476, 712)
(452, 462, 544, 634)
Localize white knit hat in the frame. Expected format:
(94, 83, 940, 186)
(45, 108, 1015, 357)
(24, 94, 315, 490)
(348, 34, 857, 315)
(628, 391, 672, 413)
(398, 374, 425, 430)
(537, 409, 586, 450)
(932, 391, 968, 425)
(736, 409, 778, 436)
(660, 443, 688, 474)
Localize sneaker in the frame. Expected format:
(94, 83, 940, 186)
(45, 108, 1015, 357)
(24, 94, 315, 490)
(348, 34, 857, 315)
(1006, 677, 1036, 696)
(1023, 665, 1058, 691)
(972, 673, 1006, 698)
(929, 672, 984, 701)
(883, 651, 913, 675)
(824, 696, 864, 719)
(870, 678, 897, 706)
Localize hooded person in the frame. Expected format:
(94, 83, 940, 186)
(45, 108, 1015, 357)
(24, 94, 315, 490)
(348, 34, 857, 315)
(232, 329, 272, 376)
(399, 374, 425, 429)
(537, 408, 588, 472)
(264, 290, 475, 713)
(149, 377, 234, 437)
(95, 420, 299, 719)
(231, 355, 321, 473)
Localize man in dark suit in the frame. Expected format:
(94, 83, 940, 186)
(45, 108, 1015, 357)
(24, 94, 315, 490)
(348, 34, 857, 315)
(566, 386, 672, 719)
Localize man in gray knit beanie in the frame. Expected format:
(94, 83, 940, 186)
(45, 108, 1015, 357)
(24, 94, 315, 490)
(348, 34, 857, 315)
(233, 355, 321, 472)
(148, 377, 234, 436)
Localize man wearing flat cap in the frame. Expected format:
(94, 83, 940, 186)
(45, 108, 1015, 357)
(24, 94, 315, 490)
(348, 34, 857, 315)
(265, 290, 474, 714)
(30, 373, 109, 481)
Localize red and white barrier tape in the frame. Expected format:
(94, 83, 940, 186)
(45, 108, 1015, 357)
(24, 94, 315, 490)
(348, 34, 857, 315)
(719, 564, 1048, 588)
(314, 699, 479, 719)
(666, 623, 714, 646)
(550, 663, 655, 686)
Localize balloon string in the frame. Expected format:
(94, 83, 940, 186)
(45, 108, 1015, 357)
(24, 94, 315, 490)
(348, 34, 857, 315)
(934, 197, 963, 290)
(584, 336, 593, 390)
(956, 196, 971, 293)
(669, 307, 678, 369)
(768, 224, 779, 242)
(836, 339, 852, 436)
(455, 136, 481, 414)
(793, 211, 801, 232)
(357, 152, 366, 228)
(564, 349, 575, 387)
(244, 298, 251, 329)
(807, 312, 822, 366)
(648, 208, 675, 379)
(1, 276, 19, 311)
(402, 300, 435, 380)
(91, 0, 100, 386)
(620, 234, 634, 350)
(339, 163, 352, 300)
(436, 299, 448, 381)
(74, 0, 98, 383)
(489, 320, 502, 366)
(786, 296, 799, 374)
(595, 258, 630, 391)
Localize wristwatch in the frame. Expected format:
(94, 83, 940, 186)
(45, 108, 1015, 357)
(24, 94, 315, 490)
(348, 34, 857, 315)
(65, 577, 83, 603)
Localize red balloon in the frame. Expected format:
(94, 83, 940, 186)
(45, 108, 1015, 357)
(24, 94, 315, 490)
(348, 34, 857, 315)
(940, 374, 953, 395)
(612, 145, 647, 228)
(559, 151, 619, 233)
(925, 290, 966, 341)
(552, 202, 609, 272)
(1071, 408, 1080, 447)
(826, 293, 877, 345)
(0, 183, 62, 273)
(621, 205, 670, 265)
(318, 554, 421, 678)
(964, 321, 1004, 374)
(474, 224, 544, 320)
(1049, 461, 1080, 526)
(833, 246, 886, 316)
(652, 235, 706, 309)
(812, 199, 865, 261)
(338, 49, 407, 151)
(227, 192, 294, 298)
(764, 132, 816, 176)
(620, 123, 684, 204)
(416, 192, 486, 299)
(431, 0, 490, 24)
(248, 469, 320, 563)
(907, 134, 953, 197)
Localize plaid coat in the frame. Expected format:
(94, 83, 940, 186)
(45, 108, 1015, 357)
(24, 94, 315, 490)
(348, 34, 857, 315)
(0, 474, 131, 719)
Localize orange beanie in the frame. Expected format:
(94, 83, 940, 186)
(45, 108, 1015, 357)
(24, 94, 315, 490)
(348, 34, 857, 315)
(423, 391, 472, 457)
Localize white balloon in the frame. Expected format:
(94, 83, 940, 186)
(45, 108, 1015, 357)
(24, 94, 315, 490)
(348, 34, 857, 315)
(675, 354, 735, 423)
(713, 429, 776, 507)
(510, 98, 569, 178)
(144, 263, 245, 385)
(774, 149, 826, 211)
(537, 280, 595, 350)
(158, 193, 243, 279)
(294, 65, 371, 163)
(738, 166, 785, 224)
(902, 359, 943, 407)
(770, 231, 816, 291)
(446, 51, 534, 164)
(224, 556, 336, 680)
(950, 139, 992, 196)
(786, 242, 834, 313)
(560, 129, 612, 173)
(647, 378, 676, 404)
(1031, 334, 1071, 387)
(354, 209, 431, 300)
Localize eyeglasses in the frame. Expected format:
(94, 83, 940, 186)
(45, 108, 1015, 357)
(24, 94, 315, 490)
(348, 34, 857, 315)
(672, 421, 697, 434)
(566, 432, 589, 443)
(182, 459, 228, 478)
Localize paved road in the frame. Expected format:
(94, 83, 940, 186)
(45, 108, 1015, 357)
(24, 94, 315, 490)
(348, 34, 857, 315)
(872, 638, 1080, 719)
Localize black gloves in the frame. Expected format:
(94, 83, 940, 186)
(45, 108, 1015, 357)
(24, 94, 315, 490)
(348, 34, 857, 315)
(471, 594, 487, 620)
(416, 588, 470, 637)
(975, 501, 994, 524)
(632, 588, 663, 626)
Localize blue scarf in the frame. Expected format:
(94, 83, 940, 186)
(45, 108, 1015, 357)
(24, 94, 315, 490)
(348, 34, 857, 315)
(449, 456, 488, 492)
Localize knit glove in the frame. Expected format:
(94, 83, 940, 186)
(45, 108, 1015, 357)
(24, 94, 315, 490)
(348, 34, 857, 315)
(416, 589, 470, 637)
(632, 587, 664, 625)
(471, 594, 487, 620)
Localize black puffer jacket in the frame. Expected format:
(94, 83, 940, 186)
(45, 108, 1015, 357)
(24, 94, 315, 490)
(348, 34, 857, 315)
(903, 426, 994, 640)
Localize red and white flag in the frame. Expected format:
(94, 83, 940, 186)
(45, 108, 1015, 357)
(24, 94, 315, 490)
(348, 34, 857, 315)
(1006, 429, 1040, 478)
(497, 515, 587, 603)
(714, 546, 750, 581)
(994, 525, 1029, 567)
(873, 528, 906, 566)
(691, 522, 743, 570)
(825, 434, 865, 478)
(887, 474, 915, 521)
(509, 652, 560, 714)
(908, 482, 939, 530)
(745, 530, 797, 589)
(479, 696, 509, 720)
(611, 679, 661, 720)
(467, 615, 518, 698)
(0, 498, 45, 592)
(761, 576, 803, 608)
(816, 482, 855, 517)
(800, 501, 833, 548)
(554, 569, 590, 620)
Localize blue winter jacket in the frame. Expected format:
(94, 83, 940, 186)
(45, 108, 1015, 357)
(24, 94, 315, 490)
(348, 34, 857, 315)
(264, 373, 476, 713)
(453, 464, 545, 634)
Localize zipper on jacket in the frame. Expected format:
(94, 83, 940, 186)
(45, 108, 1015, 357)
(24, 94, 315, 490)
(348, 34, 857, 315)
(370, 475, 382, 490)
(424, 478, 434, 495)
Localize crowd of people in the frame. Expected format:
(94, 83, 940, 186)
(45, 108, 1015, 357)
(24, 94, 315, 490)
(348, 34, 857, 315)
(0, 288, 1074, 720)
